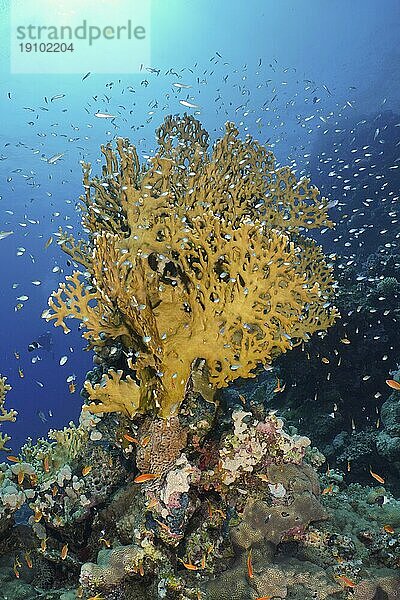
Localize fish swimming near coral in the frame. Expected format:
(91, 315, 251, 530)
(177, 557, 199, 571)
(123, 432, 139, 444)
(134, 473, 161, 483)
(386, 379, 400, 391)
(336, 574, 356, 588)
(61, 543, 68, 560)
(369, 468, 385, 484)
(47, 152, 64, 164)
(247, 548, 253, 578)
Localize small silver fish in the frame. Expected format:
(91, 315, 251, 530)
(95, 112, 116, 119)
(50, 94, 65, 102)
(47, 153, 64, 164)
(179, 100, 199, 109)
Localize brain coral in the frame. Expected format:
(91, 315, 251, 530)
(45, 115, 338, 418)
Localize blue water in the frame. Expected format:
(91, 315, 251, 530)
(0, 0, 399, 453)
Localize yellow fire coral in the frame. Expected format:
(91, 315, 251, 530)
(45, 115, 338, 418)
(0, 375, 17, 452)
(83, 370, 141, 418)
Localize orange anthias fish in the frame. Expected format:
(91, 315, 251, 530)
(178, 557, 199, 571)
(13, 558, 20, 578)
(336, 574, 356, 588)
(255, 596, 273, 600)
(146, 497, 159, 510)
(34, 508, 43, 523)
(61, 543, 68, 560)
(24, 551, 33, 568)
(386, 379, 400, 391)
(134, 473, 161, 484)
(40, 537, 48, 552)
(383, 524, 395, 534)
(123, 433, 139, 444)
(369, 468, 385, 484)
(82, 465, 92, 477)
(6, 455, 20, 463)
(247, 548, 253, 579)
(154, 518, 172, 534)
(43, 455, 50, 473)
(273, 378, 286, 393)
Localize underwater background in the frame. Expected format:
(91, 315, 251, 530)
(0, 1, 399, 599)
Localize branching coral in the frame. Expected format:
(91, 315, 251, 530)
(83, 369, 141, 417)
(0, 375, 16, 452)
(45, 115, 338, 418)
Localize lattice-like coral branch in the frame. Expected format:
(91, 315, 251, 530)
(44, 270, 130, 345)
(83, 370, 141, 418)
(0, 375, 16, 452)
(55, 227, 92, 269)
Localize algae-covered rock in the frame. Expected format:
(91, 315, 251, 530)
(353, 575, 400, 599)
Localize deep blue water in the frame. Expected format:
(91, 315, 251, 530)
(0, 0, 399, 453)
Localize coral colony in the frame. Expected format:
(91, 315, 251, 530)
(1, 116, 399, 599)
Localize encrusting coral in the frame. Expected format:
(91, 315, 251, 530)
(44, 114, 338, 419)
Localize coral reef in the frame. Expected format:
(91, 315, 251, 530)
(3, 116, 399, 600)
